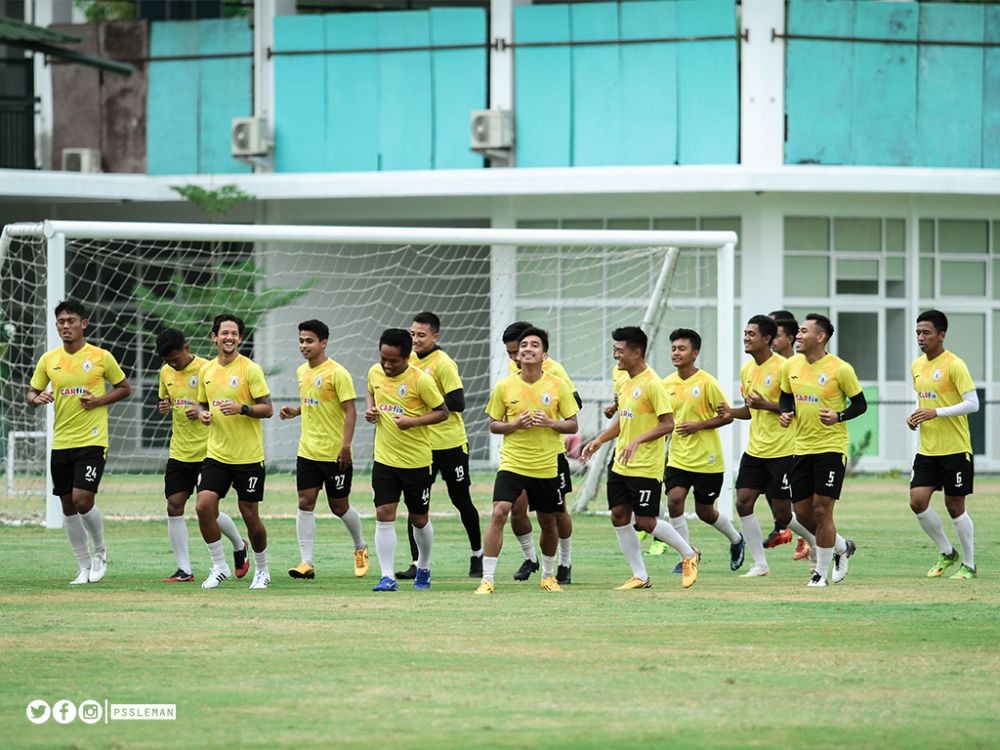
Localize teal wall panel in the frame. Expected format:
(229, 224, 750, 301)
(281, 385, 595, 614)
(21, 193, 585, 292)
(916, 3, 984, 167)
(197, 18, 252, 174)
(147, 22, 201, 175)
(273, 17, 325, 173)
(675, 0, 738, 164)
(786, 0, 856, 164)
(514, 4, 572, 167)
(377, 11, 433, 170)
(570, 3, 621, 166)
(429, 7, 486, 169)
(326, 13, 379, 172)
(620, 1, 677, 166)
(985, 7, 1000, 168)
(849, 3, 917, 166)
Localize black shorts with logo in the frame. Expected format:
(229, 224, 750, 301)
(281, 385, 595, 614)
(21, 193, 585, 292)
(911, 452, 974, 496)
(664, 466, 724, 505)
(164, 458, 202, 499)
(789, 452, 846, 501)
(372, 461, 432, 513)
(736, 454, 794, 500)
(197, 457, 266, 502)
(493, 470, 563, 514)
(557, 453, 573, 499)
(607, 469, 663, 517)
(297, 456, 352, 499)
(51, 446, 106, 497)
(432, 445, 471, 488)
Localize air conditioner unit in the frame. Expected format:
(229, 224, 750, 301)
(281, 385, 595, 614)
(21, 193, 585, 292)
(232, 116, 270, 157)
(61, 148, 102, 173)
(470, 109, 513, 151)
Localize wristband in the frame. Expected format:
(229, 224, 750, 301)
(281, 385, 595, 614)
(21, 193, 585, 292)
(837, 411, 845, 422)
(241, 404, 251, 416)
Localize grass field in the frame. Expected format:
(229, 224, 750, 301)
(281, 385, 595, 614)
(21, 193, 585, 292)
(2, 476, 998, 749)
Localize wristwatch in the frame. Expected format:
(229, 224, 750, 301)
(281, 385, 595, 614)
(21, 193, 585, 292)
(241, 404, 251, 416)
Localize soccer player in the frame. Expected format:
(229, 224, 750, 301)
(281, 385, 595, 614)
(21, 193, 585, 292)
(395, 312, 482, 580)
(718, 316, 794, 577)
(502, 321, 581, 584)
(364, 328, 448, 592)
(662, 328, 743, 572)
(907, 310, 979, 579)
(28, 299, 131, 585)
(156, 328, 249, 583)
(581, 327, 699, 589)
(778, 314, 866, 587)
(476, 326, 579, 594)
(279, 320, 368, 581)
(194, 314, 274, 590)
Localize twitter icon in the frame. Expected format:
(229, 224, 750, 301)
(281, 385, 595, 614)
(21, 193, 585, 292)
(26, 699, 50, 724)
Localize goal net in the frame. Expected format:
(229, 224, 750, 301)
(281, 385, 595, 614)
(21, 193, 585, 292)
(0, 221, 735, 526)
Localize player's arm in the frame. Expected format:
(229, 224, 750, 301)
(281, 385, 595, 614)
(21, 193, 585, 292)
(602, 394, 619, 418)
(908, 389, 978, 428)
(27, 386, 54, 407)
(339, 399, 357, 467)
(819, 390, 867, 426)
(745, 389, 781, 414)
(618, 412, 673, 466)
(443, 388, 465, 413)
(81, 376, 132, 411)
(725, 403, 751, 420)
(247, 394, 273, 419)
(582, 419, 621, 461)
(197, 401, 212, 425)
(489, 411, 533, 434)
(778, 390, 795, 428)
(394, 401, 448, 430)
(364, 391, 377, 423)
(278, 403, 302, 420)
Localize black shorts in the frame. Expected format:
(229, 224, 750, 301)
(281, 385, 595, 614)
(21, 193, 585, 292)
(432, 445, 471, 488)
(736, 454, 793, 500)
(789, 452, 846, 501)
(197, 457, 266, 502)
(607, 469, 662, 517)
(664, 466, 724, 505)
(164, 458, 202, 499)
(493, 471, 563, 514)
(557, 453, 573, 498)
(371, 461, 432, 513)
(51, 446, 106, 497)
(297, 456, 352, 499)
(911, 452, 974, 496)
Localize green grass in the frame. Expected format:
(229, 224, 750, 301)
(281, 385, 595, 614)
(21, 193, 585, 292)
(2, 476, 999, 749)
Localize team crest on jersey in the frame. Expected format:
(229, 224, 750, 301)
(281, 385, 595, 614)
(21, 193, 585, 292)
(632, 386, 642, 399)
(397, 384, 408, 397)
(818, 373, 828, 386)
(314, 375, 323, 388)
(541, 392, 552, 406)
(691, 386, 701, 398)
(229, 375, 239, 388)
(932, 369, 942, 382)
(188, 375, 198, 389)
(82, 359, 93, 373)
(764, 375, 773, 387)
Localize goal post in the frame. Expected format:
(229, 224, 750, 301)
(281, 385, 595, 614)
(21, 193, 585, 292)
(0, 220, 736, 528)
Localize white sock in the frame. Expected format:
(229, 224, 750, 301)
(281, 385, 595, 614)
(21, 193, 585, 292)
(614, 524, 648, 580)
(374, 521, 397, 579)
(413, 521, 433, 570)
(471, 548, 483, 558)
(79, 505, 105, 556)
(815, 546, 834, 579)
(541, 553, 556, 579)
(653, 519, 695, 558)
(253, 547, 269, 575)
(216, 511, 244, 550)
(206, 539, 227, 571)
(787, 513, 816, 546)
(712, 514, 743, 544)
(339, 506, 366, 549)
(482, 555, 498, 583)
(952, 512, 975, 568)
(296, 509, 316, 563)
(915, 507, 953, 554)
(516, 532, 537, 563)
(64, 513, 91, 570)
(167, 516, 190, 574)
(558, 536, 572, 566)
(739, 513, 767, 566)
(834, 534, 847, 555)
(669, 514, 689, 542)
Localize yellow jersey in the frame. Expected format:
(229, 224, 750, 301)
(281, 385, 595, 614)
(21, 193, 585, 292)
(198, 355, 270, 464)
(158, 355, 209, 462)
(296, 358, 356, 461)
(663, 369, 728, 472)
(367, 363, 444, 469)
(486, 372, 578, 478)
(614, 366, 671, 480)
(739, 353, 794, 459)
(912, 350, 975, 456)
(30, 343, 127, 450)
(779, 353, 862, 456)
(409, 348, 467, 451)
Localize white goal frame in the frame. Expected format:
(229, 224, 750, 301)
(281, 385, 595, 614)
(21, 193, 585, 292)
(1, 220, 737, 528)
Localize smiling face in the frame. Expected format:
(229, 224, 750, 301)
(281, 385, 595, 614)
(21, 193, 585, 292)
(213, 320, 242, 357)
(517, 335, 544, 365)
(379, 343, 408, 377)
(613, 340, 642, 371)
(298, 329, 326, 362)
(55, 311, 87, 347)
(743, 324, 770, 357)
(671, 338, 698, 370)
(795, 319, 825, 356)
(410, 321, 438, 356)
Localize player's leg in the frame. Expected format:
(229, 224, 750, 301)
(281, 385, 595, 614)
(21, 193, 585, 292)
(555, 454, 573, 583)
(195, 478, 230, 588)
(235, 462, 269, 590)
(736, 487, 768, 576)
(436, 447, 483, 577)
(608, 472, 650, 587)
(402, 468, 434, 589)
(164, 489, 193, 582)
(943, 453, 975, 578)
(290, 484, 320, 580)
(371, 462, 402, 591)
(477, 471, 523, 593)
(665, 473, 692, 573)
(910, 469, 958, 577)
(691, 474, 744, 571)
(70, 447, 107, 582)
(628, 474, 699, 588)
(326, 462, 368, 577)
(509, 490, 539, 580)
(532, 475, 564, 591)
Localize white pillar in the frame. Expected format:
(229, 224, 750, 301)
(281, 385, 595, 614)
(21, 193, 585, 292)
(489, 0, 530, 167)
(740, 0, 785, 169)
(45, 232, 66, 529)
(489, 209, 517, 465)
(253, 0, 294, 174)
(717, 242, 736, 520)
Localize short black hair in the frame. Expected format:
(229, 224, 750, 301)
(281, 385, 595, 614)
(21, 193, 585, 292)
(805, 313, 834, 340)
(212, 313, 245, 338)
(412, 311, 440, 333)
(156, 328, 187, 357)
(379, 327, 412, 358)
(298, 319, 329, 341)
(502, 320, 532, 344)
(916, 309, 948, 333)
(746, 315, 777, 343)
(518, 326, 549, 352)
(54, 299, 87, 319)
(768, 309, 794, 320)
(774, 317, 798, 340)
(611, 326, 647, 356)
(669, 327, 701, 352)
